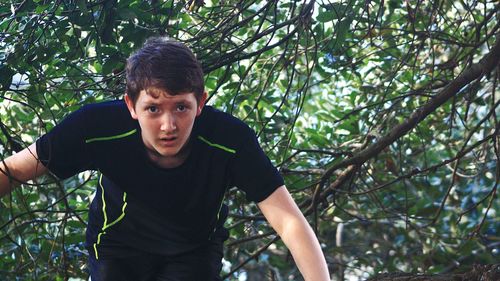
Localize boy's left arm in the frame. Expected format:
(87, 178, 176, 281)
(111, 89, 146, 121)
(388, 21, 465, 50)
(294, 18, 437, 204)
(257, 185, 331, 281)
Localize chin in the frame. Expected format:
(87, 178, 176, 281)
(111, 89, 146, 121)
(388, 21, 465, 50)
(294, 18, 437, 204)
(148, 146, 176, 157)
(158, 149, 179, 157)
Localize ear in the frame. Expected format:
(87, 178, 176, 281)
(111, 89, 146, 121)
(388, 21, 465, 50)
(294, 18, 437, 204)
(196, 91, 208, 116)
(124, 94, 138, 119)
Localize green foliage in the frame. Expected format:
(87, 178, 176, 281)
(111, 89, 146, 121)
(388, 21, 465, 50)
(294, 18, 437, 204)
(1, 0, 499, 280)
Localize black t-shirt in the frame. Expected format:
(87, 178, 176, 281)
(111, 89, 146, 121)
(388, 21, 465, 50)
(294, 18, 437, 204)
(36, 100, 284, 258)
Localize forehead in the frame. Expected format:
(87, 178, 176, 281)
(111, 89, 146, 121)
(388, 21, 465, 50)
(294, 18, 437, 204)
(137, 89, 197, 104)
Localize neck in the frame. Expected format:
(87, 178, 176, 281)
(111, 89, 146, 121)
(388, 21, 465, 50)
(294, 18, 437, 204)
(147, 142, 192, 169)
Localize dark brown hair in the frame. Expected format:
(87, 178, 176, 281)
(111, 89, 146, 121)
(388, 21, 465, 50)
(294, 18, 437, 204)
(125, 37, 204, 104)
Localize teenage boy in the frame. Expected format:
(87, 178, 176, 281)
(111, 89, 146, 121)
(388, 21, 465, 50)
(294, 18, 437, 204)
(0, 37, 330, 281)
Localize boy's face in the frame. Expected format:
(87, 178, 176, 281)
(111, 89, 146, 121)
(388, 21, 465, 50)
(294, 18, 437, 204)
(125, 89, 207, 166)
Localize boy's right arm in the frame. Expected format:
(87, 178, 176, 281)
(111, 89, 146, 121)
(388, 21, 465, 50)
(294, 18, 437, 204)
(0, 143, 48, 198)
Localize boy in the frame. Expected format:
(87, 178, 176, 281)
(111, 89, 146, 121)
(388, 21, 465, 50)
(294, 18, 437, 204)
(0, 37, 330, 280)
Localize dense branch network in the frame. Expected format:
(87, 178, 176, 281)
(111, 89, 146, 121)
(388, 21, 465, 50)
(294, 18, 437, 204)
(0, 0, 498, 279)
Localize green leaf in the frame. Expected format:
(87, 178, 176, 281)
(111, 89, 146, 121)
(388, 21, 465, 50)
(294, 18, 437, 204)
(0, 65, 15, 90)
(65, 233, 86, 244)
(335, 19, 351, 48)
(102, 58, 124, 75)
(35, 4, 50, 14)
(77, 0, 88, 13)
(118, 8, 137, 20)
(329, 3, 349, 16)
(317, 11, 336, 22)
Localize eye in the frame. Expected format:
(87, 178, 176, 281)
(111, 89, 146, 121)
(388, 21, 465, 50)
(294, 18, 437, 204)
(176, 104, 187, 112)
(147, 106, 158, 113)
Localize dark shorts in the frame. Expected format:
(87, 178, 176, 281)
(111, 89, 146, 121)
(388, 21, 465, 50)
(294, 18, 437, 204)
(88, 240, 224, 281)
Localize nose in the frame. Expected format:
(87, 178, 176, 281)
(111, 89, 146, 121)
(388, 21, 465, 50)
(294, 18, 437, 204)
(160, 113, 177, 133)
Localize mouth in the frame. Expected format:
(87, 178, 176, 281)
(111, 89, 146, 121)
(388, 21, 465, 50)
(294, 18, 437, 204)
(159, 136, 177, 146)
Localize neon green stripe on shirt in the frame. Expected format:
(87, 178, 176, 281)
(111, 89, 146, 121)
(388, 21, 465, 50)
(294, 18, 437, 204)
(197, 136, 236, 154)
(85, 129, 137, 143)
(93, 174, 128, 260)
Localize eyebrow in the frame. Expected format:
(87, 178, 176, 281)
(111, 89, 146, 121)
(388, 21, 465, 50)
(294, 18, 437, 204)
(140, 98, 193, 106)
(141, 101, 161, 106)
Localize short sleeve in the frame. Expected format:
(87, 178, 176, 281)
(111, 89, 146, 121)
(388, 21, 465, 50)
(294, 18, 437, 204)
(229, 129, 284, 202)
(36, 107, 92, 179)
